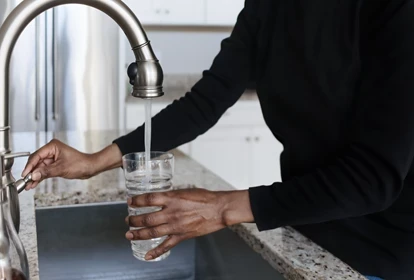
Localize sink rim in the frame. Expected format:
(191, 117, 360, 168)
(35, 200, 127, 211)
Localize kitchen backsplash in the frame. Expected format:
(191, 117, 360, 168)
(162, 73, 203, 90)
(125, 74, 202, 102)
(125, 73, 257, 105)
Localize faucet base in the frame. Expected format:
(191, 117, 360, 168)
(0, 141, 30, 233)
(2, 170, 20, 233)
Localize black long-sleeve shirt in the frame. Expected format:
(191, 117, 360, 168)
(114, 1, 414, 278)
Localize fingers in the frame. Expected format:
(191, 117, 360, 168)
(128, 192, 168, 208)
(145, 235, 183, 261)
(22, 141, 59, 177)
(24, 161, 64, 191)
(25, 180, 40, 191)
(126, 224, 173, 241)
(37, 162, 65, 180)
(126, 212, 168, 228)
(24, 160, 50, 190)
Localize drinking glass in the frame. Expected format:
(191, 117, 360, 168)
(122, 152, 174, 262)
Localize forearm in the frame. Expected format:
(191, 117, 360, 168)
(89, 143, 123, 176)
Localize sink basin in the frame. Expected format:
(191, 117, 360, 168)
(36, 202, 283, 280)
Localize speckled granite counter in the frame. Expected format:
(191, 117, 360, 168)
(18, 191, 39, 280)
(13, 130, 366, 280)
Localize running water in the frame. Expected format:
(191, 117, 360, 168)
(127, 99, 174, 261)
(144, 99, 152, 184)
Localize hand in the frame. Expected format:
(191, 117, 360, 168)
(21, 139, 95, 189)
(22, 139, 122, 189)
(125, 188, 254, 260)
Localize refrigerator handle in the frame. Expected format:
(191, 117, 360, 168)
(51, 8, 58, 121)
(35, 17, 42, 121)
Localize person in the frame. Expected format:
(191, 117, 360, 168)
(22, 0, 414, 279)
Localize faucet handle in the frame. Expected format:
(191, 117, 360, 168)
(2, 152, 31, 172)
(3, 152, 30, 160)
(15, 174, 33, 194)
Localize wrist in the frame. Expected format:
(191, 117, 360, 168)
(84, 153, 100, 178)
(88, 144, 123, 177)
(221, 190, 255, 227)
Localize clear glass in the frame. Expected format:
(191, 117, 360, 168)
(122, 152, 174, 262)
(0, 188, 29, 280)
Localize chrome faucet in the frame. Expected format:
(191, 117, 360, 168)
(0, 0, 164, 232)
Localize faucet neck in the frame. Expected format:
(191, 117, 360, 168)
(0, 0, 163, 153)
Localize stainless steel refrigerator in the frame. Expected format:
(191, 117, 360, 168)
(1, 0, 125, 134)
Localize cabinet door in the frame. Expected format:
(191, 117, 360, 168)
(191, 126, 252, 190)
(124, 0, 161, 25)
(250, 127, 284, 186)
(154, 0, 204, 25)
(206, 0, 245, 26)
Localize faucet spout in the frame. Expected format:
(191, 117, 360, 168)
(0, 0, 164, 232)
(0, 0, 164, 154)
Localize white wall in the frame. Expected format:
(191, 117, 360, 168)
(123, 28, 232, 74)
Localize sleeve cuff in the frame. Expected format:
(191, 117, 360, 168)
(248, 184, 285, 231)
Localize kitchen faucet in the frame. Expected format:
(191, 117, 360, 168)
(0, 0, 164, 232)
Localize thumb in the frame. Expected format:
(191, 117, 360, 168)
(31, 171, 42, 182)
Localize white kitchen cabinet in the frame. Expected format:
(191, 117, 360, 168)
(206, 0, 245, 26)
(125, 102, 167, 130)
(125, 0, 243, 26)
(189, 100, 283, 189)
(154, 0, 204, 25)
(191, 126, 252, 189)
(125, 0, 204, 25)
(250, 127, 283, 186)
(125, 98, 283, 189)
(190, 125, 283, 190)
(124, 0, 161, 25)
(125, 101, 191, 154)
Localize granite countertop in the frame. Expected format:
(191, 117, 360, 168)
(13, 130, 367, 280)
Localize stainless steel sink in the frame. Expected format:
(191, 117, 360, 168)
(36, 202, 283, 280)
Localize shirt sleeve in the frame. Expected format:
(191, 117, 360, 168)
(113, 0, 259, 155)
(249, 0, 414, 231)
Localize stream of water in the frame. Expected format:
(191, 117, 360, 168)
(144, 99, 152, 184)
